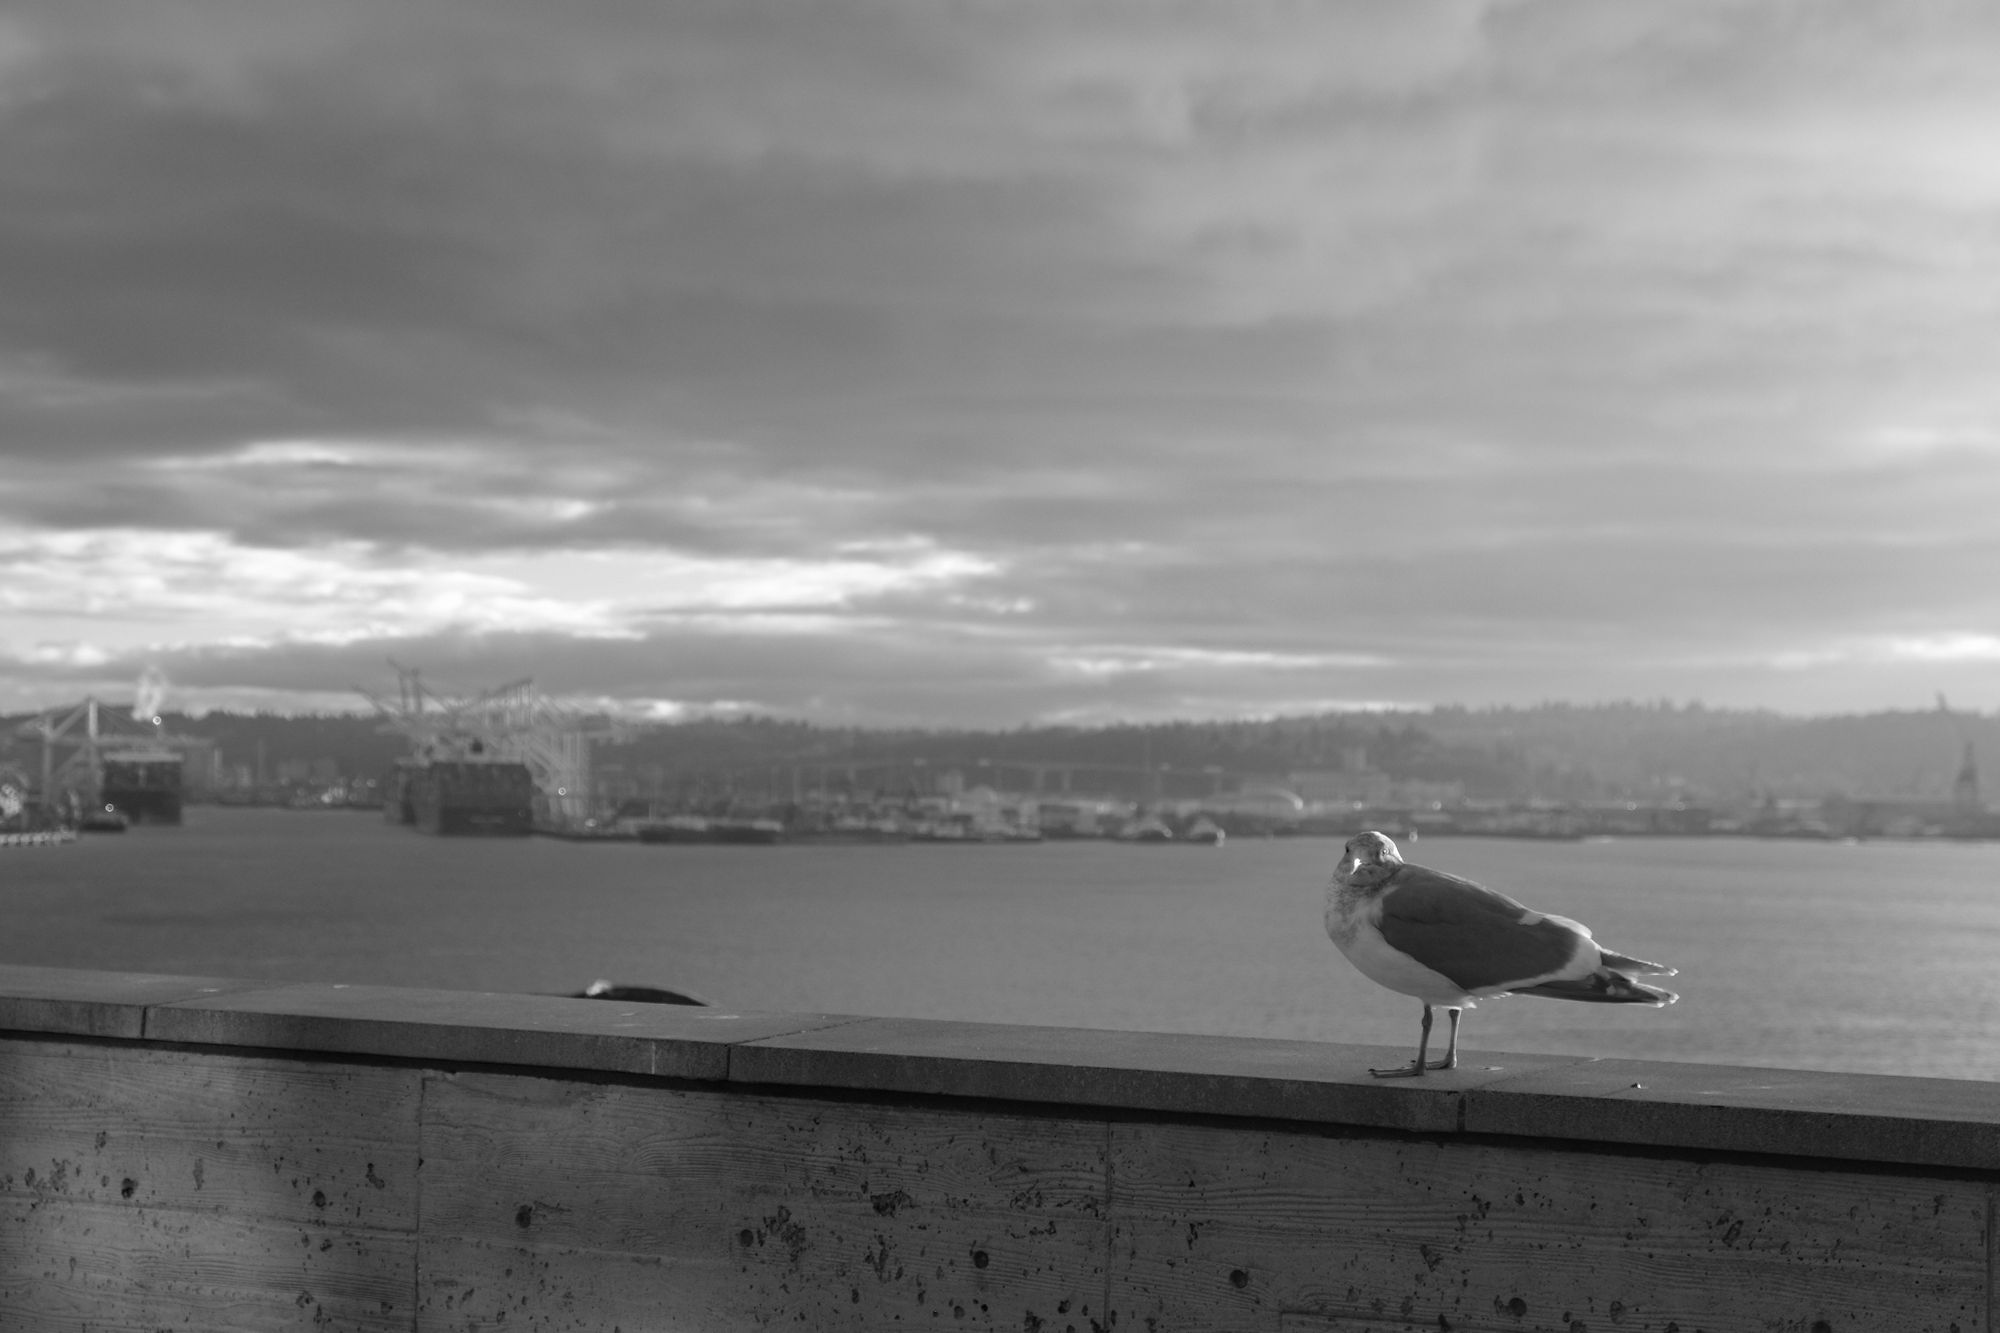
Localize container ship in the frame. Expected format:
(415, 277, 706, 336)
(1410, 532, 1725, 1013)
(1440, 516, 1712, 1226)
(385, 753, 535, 836)
(99, 748, 184, 825)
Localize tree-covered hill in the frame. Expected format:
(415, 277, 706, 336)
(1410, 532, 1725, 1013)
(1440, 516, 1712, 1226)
(3, 700, 1990, 803)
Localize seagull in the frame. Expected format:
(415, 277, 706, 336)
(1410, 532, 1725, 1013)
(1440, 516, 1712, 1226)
(1326, 830, 1677, 1077)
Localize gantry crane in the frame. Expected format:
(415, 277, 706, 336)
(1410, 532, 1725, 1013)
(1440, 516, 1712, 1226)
(357, 663, 630, 827)
(13, 695, 186, 825)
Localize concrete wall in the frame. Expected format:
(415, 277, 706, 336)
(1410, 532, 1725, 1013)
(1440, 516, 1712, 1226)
(0, 964, 1993, 1332)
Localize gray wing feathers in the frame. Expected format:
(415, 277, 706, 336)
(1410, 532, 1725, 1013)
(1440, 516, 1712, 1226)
(1513, 974, 1678, 1005)
(1375, 865, 1584, 993)
(1598, 948, 1677, 977)
(1377, 863, 1677, 998)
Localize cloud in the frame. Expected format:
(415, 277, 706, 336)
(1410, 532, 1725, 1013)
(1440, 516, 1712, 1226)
(4, 2, 2000, 719)
(0, 526, 637, 645)
(0, 521, 1008, 654)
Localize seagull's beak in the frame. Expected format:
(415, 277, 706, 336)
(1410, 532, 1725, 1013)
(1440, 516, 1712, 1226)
(1334, 850, 1361, 883)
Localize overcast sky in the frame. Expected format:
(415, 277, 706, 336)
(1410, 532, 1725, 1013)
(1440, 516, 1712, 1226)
(4, 1, 1999, 724)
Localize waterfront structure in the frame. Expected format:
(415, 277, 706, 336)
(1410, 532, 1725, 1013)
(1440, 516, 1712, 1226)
(12, 698, 189, 826)
(361, 664, 627, 833)
(395, 755, 536, 835)
(1, 962, 1987, 1329)
(99, 748, 184, 824)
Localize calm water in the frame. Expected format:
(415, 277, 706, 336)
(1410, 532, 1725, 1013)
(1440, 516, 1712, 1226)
(5, 805, 1999, 1080)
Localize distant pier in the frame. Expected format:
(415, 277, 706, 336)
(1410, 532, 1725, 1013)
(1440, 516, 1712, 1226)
(0, 829, 76, 848)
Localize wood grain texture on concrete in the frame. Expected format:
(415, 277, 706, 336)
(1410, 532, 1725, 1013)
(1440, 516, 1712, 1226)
(1106, 1117, 1989, 1333)
(0, 1038, 419, 1228)
(0, 1198, 415, 1332)
(0, 1037, 420, 1331)
(417, 1069, 1111, 1330)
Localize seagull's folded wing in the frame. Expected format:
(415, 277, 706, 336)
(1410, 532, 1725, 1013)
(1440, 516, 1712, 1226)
(1377, 867, 1586, 993)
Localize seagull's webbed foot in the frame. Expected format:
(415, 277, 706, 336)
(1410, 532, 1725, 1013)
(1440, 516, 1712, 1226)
(1368, 1005, 1461, 1078)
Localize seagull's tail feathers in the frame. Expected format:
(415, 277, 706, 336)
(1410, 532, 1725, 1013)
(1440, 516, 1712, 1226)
(1596, 948, 1676, 977)
(1512, 969, 1679, 1006)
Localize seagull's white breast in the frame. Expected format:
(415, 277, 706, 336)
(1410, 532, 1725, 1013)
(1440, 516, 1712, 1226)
(1326, 884, 1478, 1007)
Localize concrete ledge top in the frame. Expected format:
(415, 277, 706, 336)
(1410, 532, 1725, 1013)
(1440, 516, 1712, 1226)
(1, 963, 1995, 1172)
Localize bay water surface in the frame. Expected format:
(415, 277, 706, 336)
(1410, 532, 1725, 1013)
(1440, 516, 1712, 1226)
(5, 805, 1997, 1080)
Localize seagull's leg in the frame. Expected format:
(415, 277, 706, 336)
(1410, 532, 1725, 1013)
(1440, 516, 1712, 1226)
(1370, 1002, 1433, 1078)
(1426, 1006, 1462, 1071)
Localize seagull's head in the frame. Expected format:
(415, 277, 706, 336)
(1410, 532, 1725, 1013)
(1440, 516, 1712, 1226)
(1335, 829, 1403, 889)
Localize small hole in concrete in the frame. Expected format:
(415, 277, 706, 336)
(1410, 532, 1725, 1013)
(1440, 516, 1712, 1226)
(1229, 1269, 1248, 1289)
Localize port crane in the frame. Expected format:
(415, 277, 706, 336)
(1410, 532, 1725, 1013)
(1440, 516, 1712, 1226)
(13, 694, 185, 825)
(357, 664, 631, 827)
